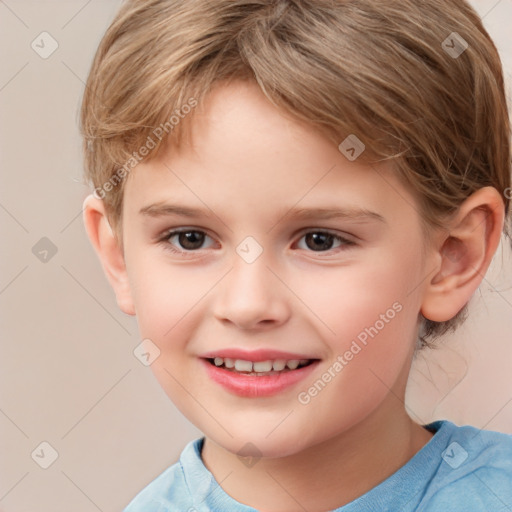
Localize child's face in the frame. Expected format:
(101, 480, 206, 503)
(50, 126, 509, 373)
(120, 80, 435, 457)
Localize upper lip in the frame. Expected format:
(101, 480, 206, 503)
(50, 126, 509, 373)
(200, 348, 320, 362)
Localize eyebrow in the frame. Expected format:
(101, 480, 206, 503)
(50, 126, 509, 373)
(139, 202, 386, 224)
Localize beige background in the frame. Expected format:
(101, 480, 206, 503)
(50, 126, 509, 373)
(0, 1, 511, 511)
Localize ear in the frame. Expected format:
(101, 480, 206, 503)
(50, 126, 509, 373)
(82, 194, 136, 316)
(421, 186, 505, 322)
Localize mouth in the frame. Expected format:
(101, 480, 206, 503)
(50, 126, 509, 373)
(204, 357, 316, 376)
(200, 355, 321, 398)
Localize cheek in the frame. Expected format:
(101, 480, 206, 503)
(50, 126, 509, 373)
(128, 250, 210, 338)
(127, 259, 207, 413)
(301, 255, 418, 338)
(295, 248, 421, 387)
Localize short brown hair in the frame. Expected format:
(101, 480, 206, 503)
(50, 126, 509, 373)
(80, 0, 511, 348)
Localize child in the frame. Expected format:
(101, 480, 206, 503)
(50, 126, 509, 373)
(81, 0, 512, 510)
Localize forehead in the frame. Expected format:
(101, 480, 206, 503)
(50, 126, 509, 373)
(123, 80, 417, 227)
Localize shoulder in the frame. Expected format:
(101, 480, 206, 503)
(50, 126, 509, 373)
(444, 421, 512, 472)
(122, 438, 203, 512)
(421, 421, 512, 511)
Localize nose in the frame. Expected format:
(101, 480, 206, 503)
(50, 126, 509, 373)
(212, 251, 292, 331)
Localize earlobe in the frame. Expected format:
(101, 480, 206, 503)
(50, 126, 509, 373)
(420, 187, 505, 323)
(82, 194, 136, 316)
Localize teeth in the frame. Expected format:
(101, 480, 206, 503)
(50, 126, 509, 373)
(253, 360, 273, 372)
(234, 359, 253, 372)
(210, 357, 313, 372)
(272, 359, 287, 371)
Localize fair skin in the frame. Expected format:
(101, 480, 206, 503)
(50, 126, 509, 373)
(83, 80, 504, 511)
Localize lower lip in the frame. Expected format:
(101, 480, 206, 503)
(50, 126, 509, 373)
(200, 359, 320, 398)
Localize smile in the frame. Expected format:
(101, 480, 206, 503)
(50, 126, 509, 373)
(207, 357, 313, 375)
(201, 357, 320, 397)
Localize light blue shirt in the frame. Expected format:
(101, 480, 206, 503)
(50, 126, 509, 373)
(123, 420, 512, 511)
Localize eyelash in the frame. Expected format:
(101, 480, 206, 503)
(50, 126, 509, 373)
(157, 228, 356, 258)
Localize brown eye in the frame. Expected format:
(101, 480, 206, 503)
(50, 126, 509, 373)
(304, 232, 336, 251)
(176, 231, 205, 250)
(163, 230, 213, 252)
(296, 231, 355, 253)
